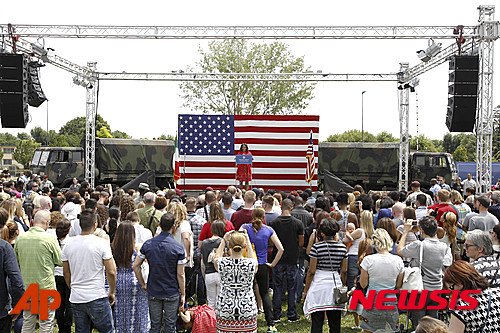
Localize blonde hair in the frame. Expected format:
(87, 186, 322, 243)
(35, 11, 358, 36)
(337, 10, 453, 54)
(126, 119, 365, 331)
(442, 212, 457, 240)
(347, 193, 355, 205)
(1, 199, 17, 220)
(359, 210, 374, 239)
(372, 228, 393, 252)
(450, 190, 465, 205)
(167, 202, 188, 233)
(229, 232, 246, 253)
(14, 199, 24, 219)
(415, 316, 449, 333)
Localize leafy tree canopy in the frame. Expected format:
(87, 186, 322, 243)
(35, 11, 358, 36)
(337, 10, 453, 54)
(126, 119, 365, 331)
(180, 40, 315, 115)
(14, 140, 40, 169)
(0, 133, 19, 146)
(96, 126, 113, 138)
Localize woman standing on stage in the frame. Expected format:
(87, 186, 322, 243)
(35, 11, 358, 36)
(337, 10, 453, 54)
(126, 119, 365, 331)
(237, 143, 252, 190)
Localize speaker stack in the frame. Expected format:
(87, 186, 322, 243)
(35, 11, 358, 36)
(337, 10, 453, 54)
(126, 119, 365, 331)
(27, 62, 47, 107)
(0, 53, 30, 128)
(446, 55, 479, 132)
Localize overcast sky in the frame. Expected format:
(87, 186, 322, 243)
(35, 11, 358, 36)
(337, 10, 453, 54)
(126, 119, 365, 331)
(2, 0, 497, 142)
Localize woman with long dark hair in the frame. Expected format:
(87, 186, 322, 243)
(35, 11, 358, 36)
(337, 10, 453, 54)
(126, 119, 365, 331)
(55, 218, 73, 333)
(236, 143, 252, 190)
(302, 218, 348, 333)
(111, 221, 149, 332)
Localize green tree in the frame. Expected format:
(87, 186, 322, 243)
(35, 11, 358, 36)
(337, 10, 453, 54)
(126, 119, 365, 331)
(14, 140, 40, 168)
(96, 126, 113, 138)
(180, 40, 315, 115)
(326, 130, 376, 143)
(453, 146, 469, 162)
(0, 133, 19, 146)
(31, 126, 69, 147)
(410, 135, 439, 152)
(60, 115, 111, 146)
(376, 131, 398, 143)
(111, 130, 131, 139)
(17, 132, 31, 141)
(156, 134, 175, 141)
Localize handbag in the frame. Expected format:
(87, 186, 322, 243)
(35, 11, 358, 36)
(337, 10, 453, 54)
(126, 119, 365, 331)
(327, 242, 349, 304)
(401, 241, 424, 291)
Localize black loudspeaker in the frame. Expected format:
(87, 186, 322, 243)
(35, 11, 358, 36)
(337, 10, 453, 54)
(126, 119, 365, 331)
(446, 96, 477, 132)
(446, 55, 479, 132)
(0, 94, 29, 128)
(0, 53, 29, 128)
(27, 62, 47, 107)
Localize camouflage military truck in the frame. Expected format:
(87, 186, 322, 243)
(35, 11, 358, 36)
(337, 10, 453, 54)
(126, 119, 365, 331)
(318, 142, 458, 191)
(30, 138, 174, 188)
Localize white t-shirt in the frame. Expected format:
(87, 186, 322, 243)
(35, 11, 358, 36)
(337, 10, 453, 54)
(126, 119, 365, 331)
(62, 234, 113, 303)
(54, 237, 69, 276)
(174, 220, 193, 268)
(134, 224, 153, 245)
(360, 253, 404, 292)
(68, 219, 82, 237)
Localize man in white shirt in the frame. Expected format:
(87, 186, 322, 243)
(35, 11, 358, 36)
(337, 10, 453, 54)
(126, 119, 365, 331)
(62, 209, 117, 332)
(227, 186, 244, 210)
(126, 211, 153, 246)
(462, 173, 477, 195)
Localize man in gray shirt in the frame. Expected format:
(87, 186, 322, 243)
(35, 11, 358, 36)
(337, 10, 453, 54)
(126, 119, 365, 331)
(465, 195, 499, 232)
(397, 216, 448, 327)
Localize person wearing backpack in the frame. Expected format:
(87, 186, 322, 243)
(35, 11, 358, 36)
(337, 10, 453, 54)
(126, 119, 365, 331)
(397, 216, 448, 327)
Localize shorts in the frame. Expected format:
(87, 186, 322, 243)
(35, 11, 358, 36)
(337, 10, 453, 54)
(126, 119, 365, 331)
(360, 307, 399, 332)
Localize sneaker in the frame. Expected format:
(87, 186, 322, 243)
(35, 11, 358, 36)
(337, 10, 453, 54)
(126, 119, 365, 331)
(288, 316, 300, 323)
(272, 317, 281, 324)
(351, 326, 361, 330)
(267, 326, 278, 333)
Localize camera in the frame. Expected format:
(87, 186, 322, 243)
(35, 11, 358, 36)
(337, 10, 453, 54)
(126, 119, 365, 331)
(408, 219, 418, 226)
(429, 209, 439, 218)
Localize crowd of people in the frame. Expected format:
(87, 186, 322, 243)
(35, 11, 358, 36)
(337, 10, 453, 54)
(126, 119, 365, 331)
(1, 170, 500, 333)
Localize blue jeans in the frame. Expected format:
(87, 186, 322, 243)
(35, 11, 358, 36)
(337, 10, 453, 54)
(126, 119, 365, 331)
(272, 263, 298, 319)
(148, 294, 180, 333)
(71, 297, 114, 333)
(295, 258, 305, 301)
(347, 255, 359, 291)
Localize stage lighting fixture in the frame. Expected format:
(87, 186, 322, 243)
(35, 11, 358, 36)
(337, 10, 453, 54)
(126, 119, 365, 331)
(417, 39, 442, 62)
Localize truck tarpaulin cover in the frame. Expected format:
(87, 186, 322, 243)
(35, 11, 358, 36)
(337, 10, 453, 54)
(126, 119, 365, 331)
(322, 170, 354, 193)
(95, 138, 174, 176)
(319, 142, 399, 189)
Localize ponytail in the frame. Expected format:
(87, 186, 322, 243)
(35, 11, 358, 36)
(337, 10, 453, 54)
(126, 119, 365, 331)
(251, 207, 265, 232)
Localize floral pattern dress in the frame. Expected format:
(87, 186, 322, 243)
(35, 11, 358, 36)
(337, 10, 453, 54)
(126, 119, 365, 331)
(215, 257, 257, 333)
(113, 252, 150, 332)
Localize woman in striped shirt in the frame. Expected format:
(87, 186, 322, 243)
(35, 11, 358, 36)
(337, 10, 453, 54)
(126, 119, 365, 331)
(302, 218, 348, 333)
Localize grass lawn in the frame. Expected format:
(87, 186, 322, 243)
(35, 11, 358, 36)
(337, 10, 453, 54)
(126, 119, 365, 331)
(47, 303, 411, 333)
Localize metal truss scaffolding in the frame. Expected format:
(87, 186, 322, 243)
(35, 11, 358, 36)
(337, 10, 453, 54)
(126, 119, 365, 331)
(1, 10, 498, 191)
(476, 6, 497, 193)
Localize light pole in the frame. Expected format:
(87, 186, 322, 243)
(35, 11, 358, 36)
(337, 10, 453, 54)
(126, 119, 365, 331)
(361, 91, 366, 142)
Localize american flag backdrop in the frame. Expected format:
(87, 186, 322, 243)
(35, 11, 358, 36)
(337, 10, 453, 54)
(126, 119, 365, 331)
(177, 114, 319, 191)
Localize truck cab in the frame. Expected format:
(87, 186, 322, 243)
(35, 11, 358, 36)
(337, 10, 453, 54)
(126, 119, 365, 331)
(409, 152, 458, 188)
(30, 147, 85, 188)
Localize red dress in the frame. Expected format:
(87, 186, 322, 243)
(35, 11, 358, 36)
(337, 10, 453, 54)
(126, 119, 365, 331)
(236, 151, 252, 182)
